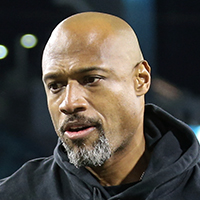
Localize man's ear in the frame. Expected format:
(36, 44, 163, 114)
(134, 60, 151, 96)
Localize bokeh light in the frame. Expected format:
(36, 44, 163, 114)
(190, 125, 200, 142)
(20, 34, 38, 49)
(0, 45, 8, 59)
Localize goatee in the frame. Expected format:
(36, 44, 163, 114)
(62, 134, 111, 168)
(59, 114, 112, 168)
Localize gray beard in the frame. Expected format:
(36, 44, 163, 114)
(62, 134, 112, 168)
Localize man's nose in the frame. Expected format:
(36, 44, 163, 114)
(59, 81, 88, 114)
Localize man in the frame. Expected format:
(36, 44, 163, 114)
(0, 12, 200, 200)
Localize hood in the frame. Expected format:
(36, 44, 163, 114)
(145, 103, 200, 173)
(122, 103, 200, 199)
(53, 104, 200, 199)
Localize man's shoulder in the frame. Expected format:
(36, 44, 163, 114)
(0, 156, 55, 196)
(0, 155, 92, 200)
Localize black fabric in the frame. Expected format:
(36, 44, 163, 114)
(104, 181, 139, 197)
(0, 104, 200, 199)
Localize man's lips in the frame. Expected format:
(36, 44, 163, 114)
(64, 124, 96, 140)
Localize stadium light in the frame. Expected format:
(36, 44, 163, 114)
(20, 34, 38, 49)
(0, 45, 8, 59)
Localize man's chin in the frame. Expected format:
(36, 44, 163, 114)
(61, 135, 112, 168)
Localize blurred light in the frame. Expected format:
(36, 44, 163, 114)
(152, 78, 182, 100)
(20, 34, 38, 49)
(0, 45, 8, 59)
(190, 125, 200, 142)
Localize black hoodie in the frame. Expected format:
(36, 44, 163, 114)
(0, 104, 200, 200)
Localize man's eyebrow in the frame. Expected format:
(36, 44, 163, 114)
(42, 73, 61, 83)
(73, 66, 110, 74)
(43, 66, 110, 83)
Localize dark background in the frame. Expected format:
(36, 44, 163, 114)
(0, 0, 200, 178)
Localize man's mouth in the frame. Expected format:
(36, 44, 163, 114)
(68, 125, 91, 132)
(64, 124, 96, 140)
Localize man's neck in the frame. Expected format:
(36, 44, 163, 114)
(86, 135, 150, 186)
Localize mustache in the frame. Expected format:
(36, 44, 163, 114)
(59, 114, 102, 134)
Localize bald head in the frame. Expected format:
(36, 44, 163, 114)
(53, 12, 137, 38)
(42, 12, 143, 71)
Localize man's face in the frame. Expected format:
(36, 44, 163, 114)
(42, 29, 144, 167)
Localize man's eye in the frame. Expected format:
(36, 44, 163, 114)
(82, 76, 102, 86)
(48, 82, 64, 93)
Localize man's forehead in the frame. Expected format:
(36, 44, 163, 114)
(43, 20, 116, 61)
(42, 12, 144, 75)
(42, 29, 117, 74)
